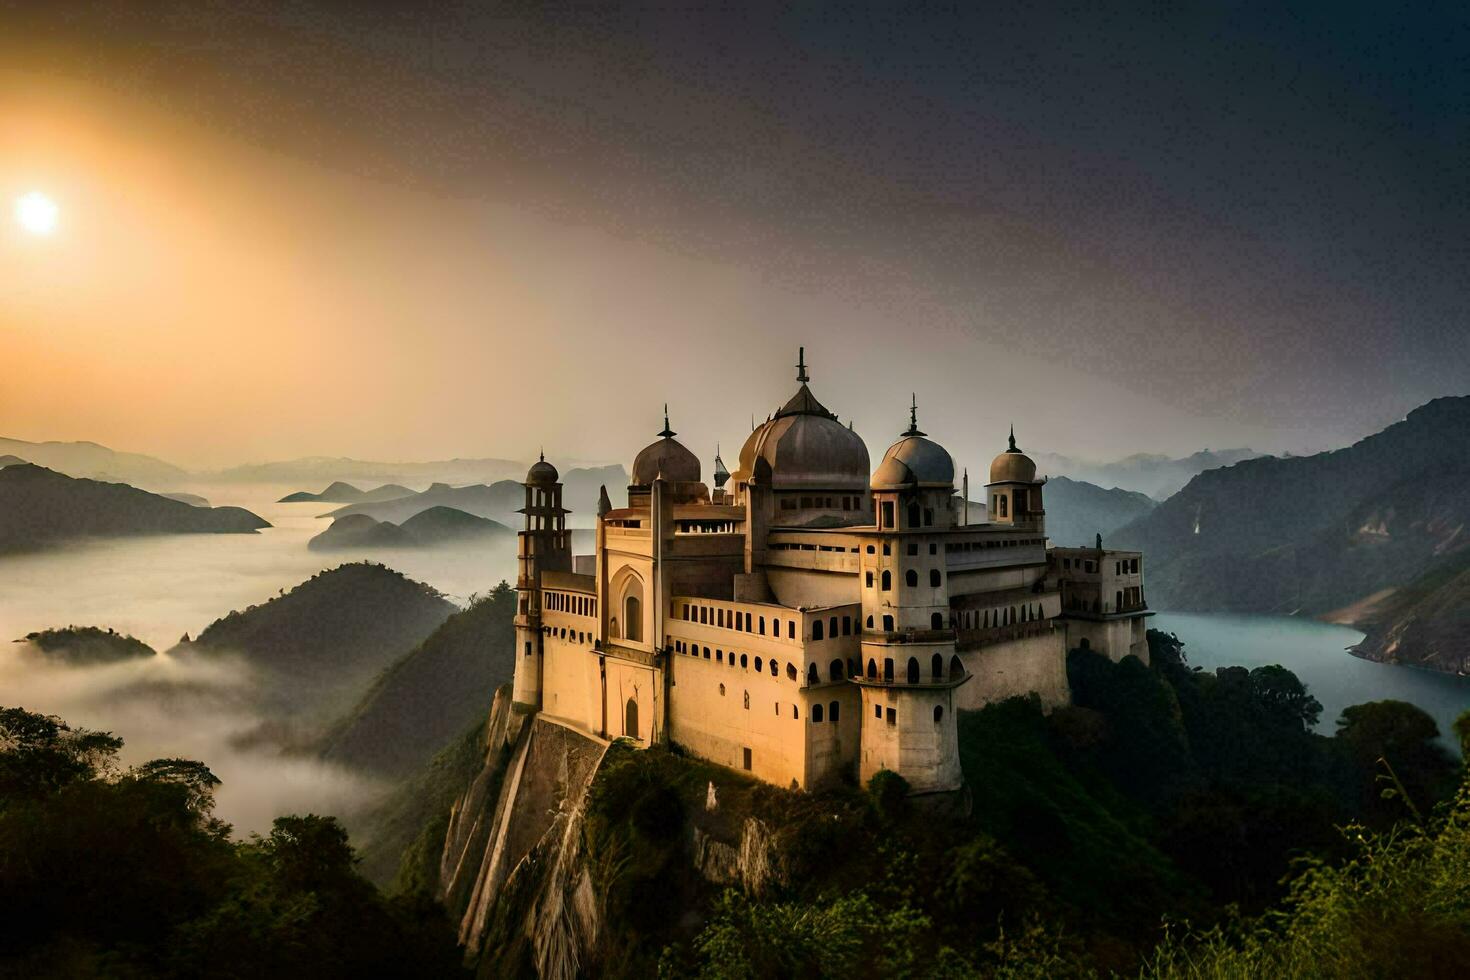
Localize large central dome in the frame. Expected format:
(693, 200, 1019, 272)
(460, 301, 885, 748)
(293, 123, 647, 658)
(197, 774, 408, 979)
(735, 353, 869, 490)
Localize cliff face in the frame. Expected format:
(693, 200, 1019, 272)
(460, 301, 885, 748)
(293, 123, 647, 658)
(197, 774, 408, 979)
(1352, 551, 1470, 674)
(437, 700, 786, 978)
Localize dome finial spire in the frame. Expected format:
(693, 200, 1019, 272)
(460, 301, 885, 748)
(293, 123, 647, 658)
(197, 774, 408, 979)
(904, 393, 926, 437)
(1008, 423, 1018, 452)
(796, 346, 809, 384)
(659, 404, 676, 438)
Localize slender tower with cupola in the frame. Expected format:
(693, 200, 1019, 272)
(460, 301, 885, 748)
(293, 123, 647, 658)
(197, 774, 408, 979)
(511, 454, 572, 711)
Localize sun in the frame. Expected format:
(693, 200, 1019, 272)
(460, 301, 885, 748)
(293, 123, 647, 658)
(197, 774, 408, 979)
(14, 191, 60, 236)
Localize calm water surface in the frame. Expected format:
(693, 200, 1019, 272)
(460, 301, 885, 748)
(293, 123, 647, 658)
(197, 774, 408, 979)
(1153, 611, 1470, 748)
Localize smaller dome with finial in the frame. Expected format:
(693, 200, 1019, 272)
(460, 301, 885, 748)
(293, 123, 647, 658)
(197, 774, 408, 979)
(526, 452, 559, 485)
(988, 425, 1037, 484)
(872, 395, 955, 490)
(631, 405, 702, 485)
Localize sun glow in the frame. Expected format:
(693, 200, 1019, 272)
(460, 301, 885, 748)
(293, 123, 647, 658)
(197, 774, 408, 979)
(15, 190, 60, 236)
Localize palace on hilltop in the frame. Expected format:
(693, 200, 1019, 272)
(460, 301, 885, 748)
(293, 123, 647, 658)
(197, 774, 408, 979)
(510, 351, 1150, 793)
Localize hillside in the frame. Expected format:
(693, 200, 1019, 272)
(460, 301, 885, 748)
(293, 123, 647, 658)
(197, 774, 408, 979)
(14, 626, 156, 665)
(1043, 476, 1157, 547)
(1031, 448, 1262, 499)
(308, 507, 510, 551)
(1352, 550, 1470, 674)
(0, 454, 25, 468)
(177, 562, 457, 716)
(0, 436, 187, 488)
(0, 464, 269, 554)
(320, 583, 516, 780)
(1114, 397, 1470, 620)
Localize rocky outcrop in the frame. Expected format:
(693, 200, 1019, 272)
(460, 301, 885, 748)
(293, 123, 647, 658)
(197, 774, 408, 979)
(439, 696, 609, 979)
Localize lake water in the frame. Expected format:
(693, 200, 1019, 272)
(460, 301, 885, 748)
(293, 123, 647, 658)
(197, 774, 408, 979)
(1153, 611, 1470, 749)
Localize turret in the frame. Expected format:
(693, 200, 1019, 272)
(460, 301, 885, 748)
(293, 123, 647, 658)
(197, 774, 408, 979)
(512, 454, 572, 710)
(986, 425, 1045, 531)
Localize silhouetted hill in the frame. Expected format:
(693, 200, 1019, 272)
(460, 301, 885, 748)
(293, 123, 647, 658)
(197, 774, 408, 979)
(281, 481, 365, 503)
(1031, 448, 1262, 499)
(1352, 550, 1470, 674)
(1043, 476, 1157, 547)
(0, 436, 188, 488)
(0, 454, 25, 468)
(0, 464, 269, 554)
(1114, 397, 1470, 620)
(320, 583, 516, 779)
(160, 492, 210, 507)
(14, 626, 156, 665)
(308, 514, 417, 551)
(177, 563, 456, 715)
(308, 507, 510, 552)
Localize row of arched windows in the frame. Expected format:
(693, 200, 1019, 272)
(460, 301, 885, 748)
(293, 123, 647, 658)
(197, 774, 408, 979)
(679, 602, 796, 640)
(952, 603, 1045, 631)
(544, 591, 595, 617)
(674, 641, 798, 682)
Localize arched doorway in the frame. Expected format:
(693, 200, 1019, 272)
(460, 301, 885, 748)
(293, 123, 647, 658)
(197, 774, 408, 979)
(624, 595, 642, 642)
(624, 697, 640, 740)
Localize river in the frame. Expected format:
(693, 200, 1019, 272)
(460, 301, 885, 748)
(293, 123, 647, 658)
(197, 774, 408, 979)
(1152, 611, 1470, 749)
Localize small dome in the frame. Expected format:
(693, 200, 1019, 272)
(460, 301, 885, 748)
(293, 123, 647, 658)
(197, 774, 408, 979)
(871, 398, 954, 490)
(526, 454, 558, 485)
(631, 407, 701, 485)
(873, 435, 954, 489)
(989, 426, 1037, 484)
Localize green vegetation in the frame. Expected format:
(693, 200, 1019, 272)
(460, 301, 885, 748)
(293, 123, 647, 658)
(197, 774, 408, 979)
(17, 626, 156, 664)
(0, 706, 463, 977)
(550, 629, 1469, 978)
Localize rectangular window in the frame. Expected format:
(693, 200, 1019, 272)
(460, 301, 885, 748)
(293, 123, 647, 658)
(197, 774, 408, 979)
(866, 571, 874, 587)
(759, 616, 766, 635)
(886, 707, 896, 725)
(874, 704, 882, 719)
(787, 621, 796, 639)
(742, 747, 752, 771)
(907, 542, 918, 556)
(842, 616, 851, 636)
(881, 501, 895, 527)
(524, 641, 532, 658)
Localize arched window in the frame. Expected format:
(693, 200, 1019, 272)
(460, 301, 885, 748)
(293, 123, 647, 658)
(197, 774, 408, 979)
(624, 698, 640, 739)
(740, 653, 748, 669)
(812, 620, 824, 641)
(719, 683, 726, 696)
(905, 569, 918, 587)
(624, 594, 643, 642)
(883, 658, 895, 682)
(950, 655, 964, 678)
(930, 569, 941, 587)
(867, 658, 878, 679)
(792, 704, 799, 719)
(770, 659, 778, 677)
(931, 653, 944, 678)
(934, 704, 944, 724)
(931, 612, 944, 630)
(829, 701, 840, 722)
(807, 664, 818, 684)
(829, 659, 844, 681)
(609, 617, 620, 639)
(906, 657, 920, 684)
(882, 614, 894, 631)
(743, 690, 750, 709)
(755, 657, 763, 672)
(813, 703, 824, 723)
(881, 571, 892, 591)
(773, 618, 781, 637)
(998, 495, 1008, 517)
(866, 615, 874, 629)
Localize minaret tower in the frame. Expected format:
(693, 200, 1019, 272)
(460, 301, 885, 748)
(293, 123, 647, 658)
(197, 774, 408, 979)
(512, 453, 572, 710)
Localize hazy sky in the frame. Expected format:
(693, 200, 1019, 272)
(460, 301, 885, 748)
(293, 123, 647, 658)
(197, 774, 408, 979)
(2, 2, 1465, 473)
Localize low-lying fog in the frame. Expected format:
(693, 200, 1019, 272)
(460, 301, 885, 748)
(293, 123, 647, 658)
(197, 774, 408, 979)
(0, 484, 520, 836)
